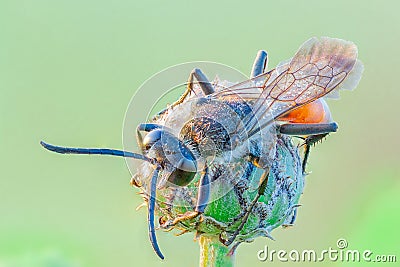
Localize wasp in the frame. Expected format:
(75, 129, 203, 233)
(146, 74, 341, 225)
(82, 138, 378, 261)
(41, 37, 363, 259)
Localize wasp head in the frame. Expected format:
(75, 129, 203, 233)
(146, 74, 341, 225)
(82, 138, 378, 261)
(141, 128, 198, 187)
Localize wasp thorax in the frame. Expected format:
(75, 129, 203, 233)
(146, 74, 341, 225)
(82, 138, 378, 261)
(180, 117, 231, 160)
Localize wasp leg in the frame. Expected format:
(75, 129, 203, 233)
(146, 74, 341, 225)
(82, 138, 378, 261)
(301, 133, 330, 174)
(188, 68, 215, 95)
(226, 161, 256, 228)
(156, 68, 215, 117)
(220, 168, 270, 246)
(171, 68, 215, 108)
(225, 154, 263, 229)
(282, 207, 298, 228)
(278, 122, 338, 174)
(161, 167, 210, 228)
(290, 206, 298, 224)
(195, 166, 211, 213)
(227, 241, 243, 256)
(302, 140, 311, 174)
(250, 50, 268, 78)
(277, 122, 338, 136)
(147, 166, 164, 259)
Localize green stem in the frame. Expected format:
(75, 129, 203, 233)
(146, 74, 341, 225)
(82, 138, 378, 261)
(199, 236, 235, 267)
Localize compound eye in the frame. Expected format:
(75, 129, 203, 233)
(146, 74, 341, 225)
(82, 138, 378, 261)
(142, 130, 163, 150)
(167, 157, 197, 186)
(177, 157, 197, 173)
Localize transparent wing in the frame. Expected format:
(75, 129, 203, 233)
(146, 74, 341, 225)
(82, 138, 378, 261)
(212, 37, 362, 140)
(213, 58, 291, 100)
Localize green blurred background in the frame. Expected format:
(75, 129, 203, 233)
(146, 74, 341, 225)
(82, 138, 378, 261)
(1, 0, 399, 266)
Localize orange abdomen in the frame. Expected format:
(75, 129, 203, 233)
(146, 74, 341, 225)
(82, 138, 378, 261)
(278, 98, 332, 124)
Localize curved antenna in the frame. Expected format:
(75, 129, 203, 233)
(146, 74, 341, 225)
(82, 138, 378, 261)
(148, 166, 164, 259)
(40, 141, 151, 162)
(41, 140, 165, 258)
